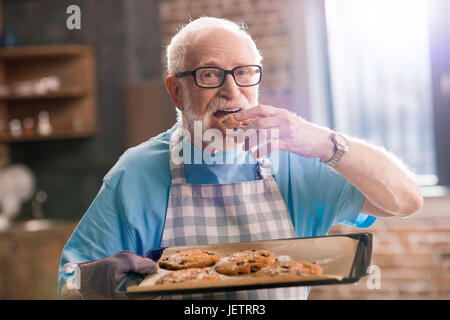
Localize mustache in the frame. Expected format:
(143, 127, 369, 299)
(206, 96, 251, 113)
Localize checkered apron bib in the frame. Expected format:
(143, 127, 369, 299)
(160, 128, 307, 299)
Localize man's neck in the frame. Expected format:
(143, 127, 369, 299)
(181, 121, 242, 153)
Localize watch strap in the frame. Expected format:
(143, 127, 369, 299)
(320, 131, 348, 168)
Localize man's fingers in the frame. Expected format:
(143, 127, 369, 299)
(234, 105, 277, 121)
(243, 128, 279, 151)
(246, 116, 280, 130)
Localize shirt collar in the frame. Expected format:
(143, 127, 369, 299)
(181, 138, 252, 165)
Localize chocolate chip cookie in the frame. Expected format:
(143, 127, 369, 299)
(253, 261, 323, 277)
(214, 249, 277, 276)
(158, 249, 221, 270)
(217, 114, 259, 135)
(155, 268, 220, 285)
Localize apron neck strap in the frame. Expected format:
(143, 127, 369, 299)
(169, 127, 274, 184)
(256, 158, 273, 179)
(169, 127, 187, 184)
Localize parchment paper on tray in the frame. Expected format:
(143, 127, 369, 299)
(119, 233, 372, 296)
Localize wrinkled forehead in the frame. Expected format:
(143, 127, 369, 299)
(184, 27, 259, 70)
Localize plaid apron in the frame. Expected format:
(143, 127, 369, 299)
(161, 128, 307, 299)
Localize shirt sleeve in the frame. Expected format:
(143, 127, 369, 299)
(330, 177, 377, 228)
(57, 182, 136, 293)
(273, 151, 376, 237)
(307, 157, 376, 230)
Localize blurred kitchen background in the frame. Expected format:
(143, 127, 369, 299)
(0, 0, 449, 300)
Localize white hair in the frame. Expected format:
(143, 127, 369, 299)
(166, 16, 263, 76)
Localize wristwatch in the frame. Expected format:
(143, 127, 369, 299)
(320, 131, 348, 168)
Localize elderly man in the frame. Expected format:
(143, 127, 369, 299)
(58, 17, 423, 300)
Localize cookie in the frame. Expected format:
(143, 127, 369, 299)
(155, 268, 220, 285)
(214, 249, 277, 276)
(217, 114, 259, 135)
(253, 261, 323, 277)
(296, 261, 323, 275)
(158, 249, 221, 270)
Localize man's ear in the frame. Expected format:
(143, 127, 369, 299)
(166, 76, 184, 112)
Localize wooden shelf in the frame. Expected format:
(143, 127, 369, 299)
(0, 45, 92, 59)
(0, 86, 88, 101)
(0, 129, 97, 143)
(0, 45, 97, 144)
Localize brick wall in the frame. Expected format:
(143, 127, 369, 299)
(308, 214, 450, 300)
(158, 0, 450, 300)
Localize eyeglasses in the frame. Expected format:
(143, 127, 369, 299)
(175, 65, 262, 89)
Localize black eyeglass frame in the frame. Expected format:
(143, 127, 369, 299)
(175, 65, 262, 89)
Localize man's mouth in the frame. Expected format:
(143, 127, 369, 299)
(212, 108, 242, 119)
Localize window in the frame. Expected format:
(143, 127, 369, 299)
(324, 0, 436, 184)
(301, 0, 450, 187)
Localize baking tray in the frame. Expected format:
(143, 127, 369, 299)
(115, 233, 372, 298)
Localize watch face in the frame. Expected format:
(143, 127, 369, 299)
(334, 134, 348, 147)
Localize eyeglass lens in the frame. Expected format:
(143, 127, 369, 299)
(196, 66, 260, 87)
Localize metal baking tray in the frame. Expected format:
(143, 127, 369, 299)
(115, 233, 372, 298)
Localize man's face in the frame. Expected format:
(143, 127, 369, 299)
(179, 28, 260, 133)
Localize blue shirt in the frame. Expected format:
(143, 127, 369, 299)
(58, 123, 376, 292)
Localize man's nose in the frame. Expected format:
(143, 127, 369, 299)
(218, 74, 240, 100)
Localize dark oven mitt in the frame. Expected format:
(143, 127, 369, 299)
(77, 250, 158, 299)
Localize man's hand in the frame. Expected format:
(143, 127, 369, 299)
(234, 105, 334, 160)
(235, 104, 423, 218)
(76, 251, 158, 300)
